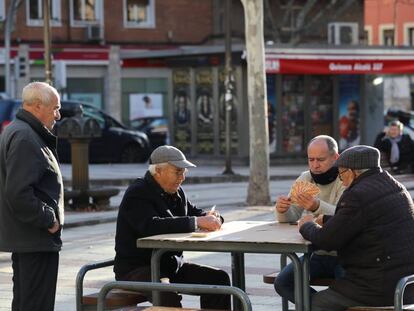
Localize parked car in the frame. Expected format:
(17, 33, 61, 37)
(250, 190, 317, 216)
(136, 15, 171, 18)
(130, 117, 169, 149)
(0, 99, 150, 163)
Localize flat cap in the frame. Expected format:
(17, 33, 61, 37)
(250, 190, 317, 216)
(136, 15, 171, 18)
(149, 145, 196, 168)
(335, 145, 380, 170)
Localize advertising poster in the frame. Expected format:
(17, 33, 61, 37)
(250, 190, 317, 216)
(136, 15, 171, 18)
(219, 68, 238, 154)
(195, 68, 214, 154)
(172, 69, 192, 153)
(338, 75, 361, 151)
(267, 74, 277, 153)
(129, 93, 163, 120)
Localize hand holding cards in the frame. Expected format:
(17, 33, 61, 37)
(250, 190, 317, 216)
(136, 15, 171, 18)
(290, 180, 320, 204)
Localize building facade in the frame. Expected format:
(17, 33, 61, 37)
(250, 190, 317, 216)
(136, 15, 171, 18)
(4, 0, 407, 161)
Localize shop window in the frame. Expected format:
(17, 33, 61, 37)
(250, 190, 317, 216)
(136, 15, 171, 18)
(281, 76, 305, 153)
(124, 0, 155, 28)
(309, 76, 333, 137)
(26, 0, 61, 26)
(70, 0, 102, 25)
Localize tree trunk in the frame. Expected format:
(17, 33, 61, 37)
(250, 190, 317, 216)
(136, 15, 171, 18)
(240, 0, 271, 206)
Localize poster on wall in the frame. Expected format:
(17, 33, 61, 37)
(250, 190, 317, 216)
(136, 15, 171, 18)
(70, 93, 102, 109)
(338, 75, 361, 151)
(172, 69, 192, 153)
(129, 93, 163, 120)
(219, 69, 238, 154)
(266, 74, 277, 153)
(195, 68, 214, 154)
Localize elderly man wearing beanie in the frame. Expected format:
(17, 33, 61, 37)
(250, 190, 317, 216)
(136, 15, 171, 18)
(299, 145, 414, 311)
(114, 145, 230, 309)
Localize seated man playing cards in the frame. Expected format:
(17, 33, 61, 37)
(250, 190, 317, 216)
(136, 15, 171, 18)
(274, 135, 346, 305)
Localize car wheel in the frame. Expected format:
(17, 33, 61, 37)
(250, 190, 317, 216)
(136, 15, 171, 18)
(120, 144, 145, 163)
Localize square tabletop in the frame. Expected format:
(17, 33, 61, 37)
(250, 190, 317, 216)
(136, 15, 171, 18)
(137, 221, 312, 254)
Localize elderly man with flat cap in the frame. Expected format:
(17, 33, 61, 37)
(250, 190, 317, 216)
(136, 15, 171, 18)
(298, 145, 414, 311)
(114, 145, 230, 309)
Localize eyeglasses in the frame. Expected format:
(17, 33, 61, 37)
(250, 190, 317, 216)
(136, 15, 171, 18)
(338, 169, 349, 181)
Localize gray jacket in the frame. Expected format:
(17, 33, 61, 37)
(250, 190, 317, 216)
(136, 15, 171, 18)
(0, 109, 64, 252)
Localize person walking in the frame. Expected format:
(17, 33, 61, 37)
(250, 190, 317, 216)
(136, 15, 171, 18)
(0, 82, 64, 311)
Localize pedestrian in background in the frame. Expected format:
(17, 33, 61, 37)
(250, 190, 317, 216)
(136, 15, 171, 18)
(374, 120, 414, 174)
(0, 82, 64, 311)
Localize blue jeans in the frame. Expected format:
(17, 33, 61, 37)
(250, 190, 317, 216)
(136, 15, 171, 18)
(274, 254, 344, 303)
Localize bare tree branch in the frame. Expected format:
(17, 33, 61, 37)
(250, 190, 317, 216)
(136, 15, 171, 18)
(263, 0, 281, 42)
(290, 0, 358, 45)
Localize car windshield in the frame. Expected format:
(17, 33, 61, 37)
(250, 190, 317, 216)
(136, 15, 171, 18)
(82, 105, 106, 129)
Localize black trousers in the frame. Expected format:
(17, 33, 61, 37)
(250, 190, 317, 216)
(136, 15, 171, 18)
(11, 252, 59, 311)
(118, 262, 231, 309)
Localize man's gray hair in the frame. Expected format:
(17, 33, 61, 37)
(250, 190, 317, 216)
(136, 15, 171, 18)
(308, 135, 338, 155)
(149, 163, 169, 175)
(22, 82, 59, 107)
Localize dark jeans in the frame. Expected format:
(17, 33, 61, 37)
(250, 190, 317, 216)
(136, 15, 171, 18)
(274, 254, 344, 303)
(11, 252, 59, 311)
(118, 262, 231, 310)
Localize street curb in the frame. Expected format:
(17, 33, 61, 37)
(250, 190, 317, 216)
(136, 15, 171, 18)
(64, 216, 117, 229)
(63, 174, 298, 187)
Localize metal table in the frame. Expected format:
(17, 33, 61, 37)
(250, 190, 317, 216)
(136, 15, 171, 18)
(137, 221, 312, 311)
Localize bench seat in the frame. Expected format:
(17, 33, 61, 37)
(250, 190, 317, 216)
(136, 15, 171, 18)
(83, 289, 147, 309)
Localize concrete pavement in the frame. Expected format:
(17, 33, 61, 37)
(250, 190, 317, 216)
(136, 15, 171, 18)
(61, 163, 414, 228)
(2, 164, 414, 310)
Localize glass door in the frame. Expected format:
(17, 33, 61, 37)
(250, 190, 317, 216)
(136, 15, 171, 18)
(281, 75, 305, 153)
(309, 76, 334, 137)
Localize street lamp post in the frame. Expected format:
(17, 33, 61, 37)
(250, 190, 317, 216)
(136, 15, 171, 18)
(222, 0, 235, 175)
(43, 0, 52, 85)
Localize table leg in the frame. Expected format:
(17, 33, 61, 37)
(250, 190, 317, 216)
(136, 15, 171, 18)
(231, 252, 245, 310)
(150, 249, 167, 305)
(287, 253, 303, 311)
(302, 253, 311, 311)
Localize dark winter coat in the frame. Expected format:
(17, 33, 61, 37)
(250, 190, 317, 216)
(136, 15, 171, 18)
(0, 109, 64, 252)
(300, 168, 414, 306)
(114, 171, 207, 279)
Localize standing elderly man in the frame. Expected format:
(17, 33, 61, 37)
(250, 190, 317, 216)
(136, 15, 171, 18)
(114, 145, 231, 309)
(299, 145, 414, 311)
(0, 82, 64, 311)
(274, 135, 345, 304)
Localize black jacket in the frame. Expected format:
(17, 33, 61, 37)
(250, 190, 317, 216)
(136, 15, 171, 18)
(0, 109, 64, 252)
(300, 168, 414, 306)
(114, 172, 206, 278)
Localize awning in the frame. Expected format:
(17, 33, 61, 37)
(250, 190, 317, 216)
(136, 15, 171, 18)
(266, 47, 414, 75)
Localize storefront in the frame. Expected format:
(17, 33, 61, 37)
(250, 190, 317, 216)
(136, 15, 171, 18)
(265, 47, 414, 157)
(121, 46, 249, 158)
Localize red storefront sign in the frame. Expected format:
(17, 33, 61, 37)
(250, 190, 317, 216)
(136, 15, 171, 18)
(266, 57, 414, 74)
